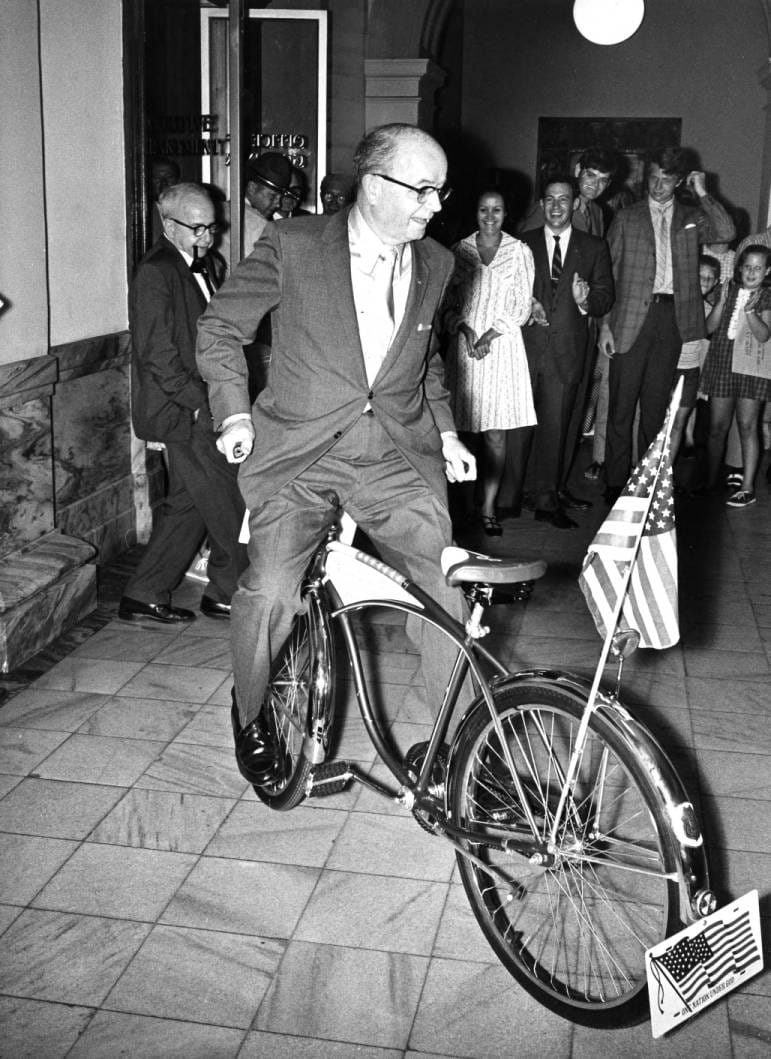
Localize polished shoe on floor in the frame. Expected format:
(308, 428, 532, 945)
(200, 596, 231, 619)
(231, 693, 281, 787)
(534, 507, 577, 530)
(558, 488, 592, 511)
(118, 596, 195, 624)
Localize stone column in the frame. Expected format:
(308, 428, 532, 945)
(364, 58, 445, 131)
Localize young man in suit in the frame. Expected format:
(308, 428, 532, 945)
(120, 182, 247, 624)
(196, 124, 476, 786)
(519, 175, 614, 528)
(600, 147, 735, 504)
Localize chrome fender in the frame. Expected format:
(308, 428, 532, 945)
(448, 669, 715, 925)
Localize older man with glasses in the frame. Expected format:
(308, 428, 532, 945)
(119, 182, 247, 625)
(196, 123, 475, 789)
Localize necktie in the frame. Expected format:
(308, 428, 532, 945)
(551, 235, 562, 292)
(581, 204, 593, 235)
(190, 255, 215, 297)
(653, 206, 671, 291)
(380, 247, 397, 329)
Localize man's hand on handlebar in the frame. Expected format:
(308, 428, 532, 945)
(442, 432, 477, 483)
(217, 419, 255, 463)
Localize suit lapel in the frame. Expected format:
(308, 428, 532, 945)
(373, 242, 427, 381)
(320, 212, 368, 381)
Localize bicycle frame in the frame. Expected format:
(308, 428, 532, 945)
(304, 535, 714, 927)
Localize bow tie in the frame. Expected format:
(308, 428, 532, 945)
(190, 255, 215, 295)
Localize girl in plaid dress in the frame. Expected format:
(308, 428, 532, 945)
(700, 245, 771, 507)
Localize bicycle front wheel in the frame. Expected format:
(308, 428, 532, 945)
(448, 680, 680, 1028)
(255, 597, 334, 810)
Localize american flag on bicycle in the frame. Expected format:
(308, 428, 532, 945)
(579, 402, 679, 650)
(649, 908, 759, 1010)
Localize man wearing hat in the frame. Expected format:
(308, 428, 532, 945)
(220, 151, 293, 262)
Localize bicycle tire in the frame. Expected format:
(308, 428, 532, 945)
(254, 599, 333, 810)
(447, 680, 680, 1028)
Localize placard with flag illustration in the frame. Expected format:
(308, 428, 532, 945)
(646, 890, 763, 1037)
(578, 417, 679, 649)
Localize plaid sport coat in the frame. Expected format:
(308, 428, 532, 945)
(605, 194, 735, 354)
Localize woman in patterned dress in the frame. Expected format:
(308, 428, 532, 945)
(700, 244, 771, 508)
(445, 190, 536, 534)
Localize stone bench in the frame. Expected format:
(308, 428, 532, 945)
(0, 533, 97, 672)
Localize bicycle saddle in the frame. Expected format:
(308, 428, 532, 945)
(441, 546, 547, 587)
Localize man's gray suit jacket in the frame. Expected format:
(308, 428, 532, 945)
(196, 208, 457, 512)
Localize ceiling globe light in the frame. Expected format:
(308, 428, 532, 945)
(573, 0, 645, 45)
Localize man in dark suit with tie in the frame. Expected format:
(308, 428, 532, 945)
(119, 182, 247, 624)
(196, 124, 476, 786)
(519, 175, 614, 528)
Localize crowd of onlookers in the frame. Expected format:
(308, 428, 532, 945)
(442, 146, 770, 534)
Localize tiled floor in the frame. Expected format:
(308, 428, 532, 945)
(1, 452, 769, 1058)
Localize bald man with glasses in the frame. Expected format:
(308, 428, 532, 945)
(119, 182, 247, 625)
(197, 124, 475, 788)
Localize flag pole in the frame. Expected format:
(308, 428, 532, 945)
(548, 377, 683, 841)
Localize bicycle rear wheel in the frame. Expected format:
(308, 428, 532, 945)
(254, 597, 333, 810)
(448, 680, 680, 1028)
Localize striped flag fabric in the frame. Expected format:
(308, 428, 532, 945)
(578, 421, 679, 649)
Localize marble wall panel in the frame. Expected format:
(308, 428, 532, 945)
(51, 332, 135, 563)
(57, 474, 137, 565)
(52, 339, 131, 511)
(0, 394, 55, 556)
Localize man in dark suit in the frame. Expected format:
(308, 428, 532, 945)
(600, 148, 735, 503)
(520, 175, 614, 528)
(197, 124, 476, 786)
(119, 182, 247, 625)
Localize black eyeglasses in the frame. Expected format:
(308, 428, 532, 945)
(374, 173, 452, 204)
(169, 217, 220, 237)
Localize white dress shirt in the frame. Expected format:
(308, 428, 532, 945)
(348, 205, 412, 388)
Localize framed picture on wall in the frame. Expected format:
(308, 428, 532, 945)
(535, 116, 682, 207)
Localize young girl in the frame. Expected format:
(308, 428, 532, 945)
(670, 253, 720, 465)
(699, 244, 771, 507)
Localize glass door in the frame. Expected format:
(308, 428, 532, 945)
(200, 8, 328, 214)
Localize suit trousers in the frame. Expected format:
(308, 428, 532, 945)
(606, 300, 682, 490)
(559, 322, 597, 488)
(525, 339, 582, 511)
(231, 413, 463, 726)
(126, 416, 248, 605)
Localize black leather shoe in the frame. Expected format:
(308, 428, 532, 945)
(558, 489, 592, 511)
(200, 596, 231, 619)
(534, 507, 578, 530)
(118, 597, 195, 624)
(231, 695, 280, 787)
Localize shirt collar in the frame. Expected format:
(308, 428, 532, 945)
(648, 197, 674, 216)
(545, 224, 572, 240)
(349, 204, 403, 275)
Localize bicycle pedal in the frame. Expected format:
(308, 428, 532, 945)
(308, 760, 353, 797)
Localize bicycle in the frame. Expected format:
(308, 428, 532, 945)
(251, 517, 716, 1029)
